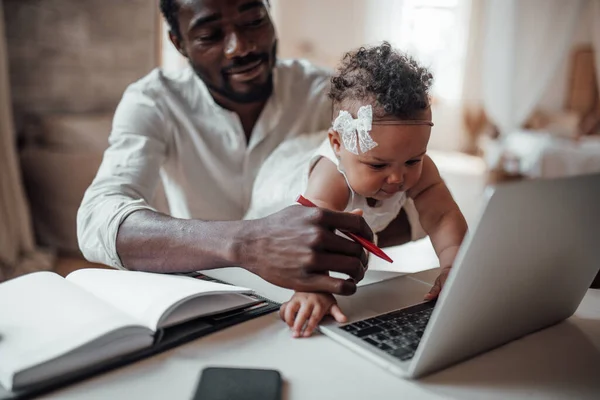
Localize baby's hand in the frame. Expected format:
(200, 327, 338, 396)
(279, 292, 347, 338)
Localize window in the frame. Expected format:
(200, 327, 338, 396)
(366, 0, 471, 101)
(400, 0, 468, 100)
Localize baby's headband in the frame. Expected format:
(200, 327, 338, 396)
(373, 120, 434, 126)
(332, 105, 434, 155)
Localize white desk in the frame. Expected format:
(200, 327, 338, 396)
(42, 269, 600, 400)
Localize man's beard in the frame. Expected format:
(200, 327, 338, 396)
(193, 41, 278, 104)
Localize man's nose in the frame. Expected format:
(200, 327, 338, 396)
(224, 30, 254, 59)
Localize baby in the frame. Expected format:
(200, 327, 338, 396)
(245, 42, 467, 338)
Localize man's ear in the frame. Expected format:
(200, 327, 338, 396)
(168, 31, 188, 58)
(328, 129, 342, 158)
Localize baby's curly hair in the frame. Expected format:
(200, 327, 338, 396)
(329, 42, 433, 119)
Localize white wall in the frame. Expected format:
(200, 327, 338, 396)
(275, 0, 368, 69)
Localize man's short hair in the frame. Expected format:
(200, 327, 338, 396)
(159, 0, 271, 40)
(160, 0, 181, 38)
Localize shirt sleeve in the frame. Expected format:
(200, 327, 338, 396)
(77, 86, 169, 268)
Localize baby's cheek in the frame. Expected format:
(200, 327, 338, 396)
(355, 173, 382, 194)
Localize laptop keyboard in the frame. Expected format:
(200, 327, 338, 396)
(339, 301, 435, 361)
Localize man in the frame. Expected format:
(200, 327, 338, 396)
(78, 0, 448, 298)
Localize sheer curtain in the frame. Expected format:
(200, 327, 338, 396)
(482, 0, 587, 136)
(461, 0, 487, 153)
(0, 0, 52, 281)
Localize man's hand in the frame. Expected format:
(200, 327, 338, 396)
(237, 205, 373, 296)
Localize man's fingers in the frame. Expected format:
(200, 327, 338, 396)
(312, 232, 370, 275)
(293, 304, 312, 338)
(295, 274, 357, 296)
(302, 306, 323, 337)
(297, 271, 358, 296)
(313, 230, 366, 260)
(319, 209, 374, 242)
(310, 253, 365, 283)
(330, 304, 348, 323)
(359, 248, 369, 271)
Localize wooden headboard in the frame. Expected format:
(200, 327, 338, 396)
(566, 45, 600, 135)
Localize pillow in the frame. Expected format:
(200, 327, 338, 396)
(544, 111, 581, 139)
(19, 113, 169, 257)
(20, 147, 169, 256)
(523, 110, 581, 139)
(20, 148, 104, 255)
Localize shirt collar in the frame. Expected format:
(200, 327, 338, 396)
(190, 63, 283, 148)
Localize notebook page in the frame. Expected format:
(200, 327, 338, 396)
(160, 293, 259, 327)
(66, 269, 253, 330)
(0, 272, 143, 391)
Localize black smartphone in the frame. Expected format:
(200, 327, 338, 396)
(193, 367, 282, 400)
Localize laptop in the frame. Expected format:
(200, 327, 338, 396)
(319, 173, 600, 379)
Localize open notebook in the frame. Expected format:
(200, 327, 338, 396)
(0, 269, 260, 392)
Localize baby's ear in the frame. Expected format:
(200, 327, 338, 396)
(328, 129, 342, 158)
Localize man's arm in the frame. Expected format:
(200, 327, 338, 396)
(116, 210, 240, 272)
(116, 205, 372, 295)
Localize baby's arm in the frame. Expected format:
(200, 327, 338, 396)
(279, 292, 348, 337)
(304, 157, 351, 211)
(279, 158, 353, 337)
(407, 156, 468, 298)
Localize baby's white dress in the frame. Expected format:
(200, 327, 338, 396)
(244, 131, 425, 239)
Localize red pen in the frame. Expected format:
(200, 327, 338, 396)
(296, 195, 393, 263)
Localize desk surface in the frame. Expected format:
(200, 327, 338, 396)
(42, 268, 600, 400)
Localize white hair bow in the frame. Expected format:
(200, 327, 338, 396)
(332, 105, 378, 155)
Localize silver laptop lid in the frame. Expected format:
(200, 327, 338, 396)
(409, 173, 600, 378)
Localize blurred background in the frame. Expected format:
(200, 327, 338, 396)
(1, 0, 599, 280)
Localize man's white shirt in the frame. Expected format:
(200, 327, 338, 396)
(77, 60, 332, 268)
